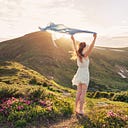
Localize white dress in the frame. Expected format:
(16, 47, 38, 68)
(72, 56, 90, 86)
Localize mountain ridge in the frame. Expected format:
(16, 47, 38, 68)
(0, 31, 128, 91)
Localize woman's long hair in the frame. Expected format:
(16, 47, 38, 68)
(77, 42, 86, 62)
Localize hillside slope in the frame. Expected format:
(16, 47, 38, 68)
(0, 60, 74, 127)
(0, 61, 128, 128)
(0, 32, 128, 91)
(0, 32, 75, 87)
(89, 47, 128, 91)
(0, 60, 74, 94)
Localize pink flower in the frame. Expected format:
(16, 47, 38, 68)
(46, 106, 52, 111)
(12, 97, 17, 101)
(107, 111, 117, 117)
(18, 98, 32, 105)
(17, 105, 24, 111)
(0, 109, 4, 112)
(25, 100, 31, 105)
(1, 105, 7, 109)
(39, 100, 47, 107)
(19, 97, 24, 102)
(6, 99, 13, 105)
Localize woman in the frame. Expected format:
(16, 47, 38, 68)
(71, 33, 97, 115)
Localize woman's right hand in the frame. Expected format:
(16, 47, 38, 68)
(93, 33, 97, 39)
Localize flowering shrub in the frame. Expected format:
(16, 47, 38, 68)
(39, 100, 53, 111)
(0, 96, 69, 117)
(84, 100, 128, 128)
(0, 97, 32, 117)
(0, 94, 73, 127)
(104, 110, 128, 127)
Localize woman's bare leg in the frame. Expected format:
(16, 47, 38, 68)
(79, 84, 88, 114)
(75, 84, 82, 113)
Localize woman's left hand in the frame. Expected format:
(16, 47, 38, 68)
(71, 35, 75, 41)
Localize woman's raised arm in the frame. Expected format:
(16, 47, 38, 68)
(84, 33, 97, 58)
(71, 35, 78, 55)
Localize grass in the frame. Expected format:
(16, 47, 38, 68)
(0, 61, 75, 127)
(0, 83, 128, 128)
(50, 98, 128, 128)
(0, 85, 73, 128)
(0, 61, 128, 128)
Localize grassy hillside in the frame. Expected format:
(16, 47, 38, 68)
(0, 31, 128, 91)
(50, 98, 128, 128)
(0, 61, 74, 127)
(0, 60, 74, 95)
(0, 61, 128, 128)
(89, 47, 128, 91)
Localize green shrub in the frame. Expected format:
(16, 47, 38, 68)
(3, 80, 13, 84)
(112, 91, 128, 103)
(14, 119, 27, 128)
(93, 91, 110, 99)
(28, 87, 46, 100)
(87, 91, 128, 103)
(0, 68, 19, 76)
(86, 100, 94, 109)
(42, 82, 48, 87)
(0, 85, 18, 99)
(86, 92, 95, 98)
(29, 77, 37, 85)
(109, 92, 115, 98)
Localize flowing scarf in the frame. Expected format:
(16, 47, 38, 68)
(39, 22, 97, 47)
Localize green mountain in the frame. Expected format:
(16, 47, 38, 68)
(0, 31, 128, 91)
(0, 32, 75, 88)
(89, 47, 128, 91)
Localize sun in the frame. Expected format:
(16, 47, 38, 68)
(48, 30, 70, 40)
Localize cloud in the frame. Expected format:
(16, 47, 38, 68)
(0, 0, 128, 47)
(0, 0, 86, 36)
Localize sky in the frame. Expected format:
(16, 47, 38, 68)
(0, 0, 128, 47)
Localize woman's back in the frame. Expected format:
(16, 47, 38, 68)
(77, 57, 89, 68)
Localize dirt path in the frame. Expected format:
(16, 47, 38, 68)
(49, 113, 94, 128)
(49, 114, 78, 128)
